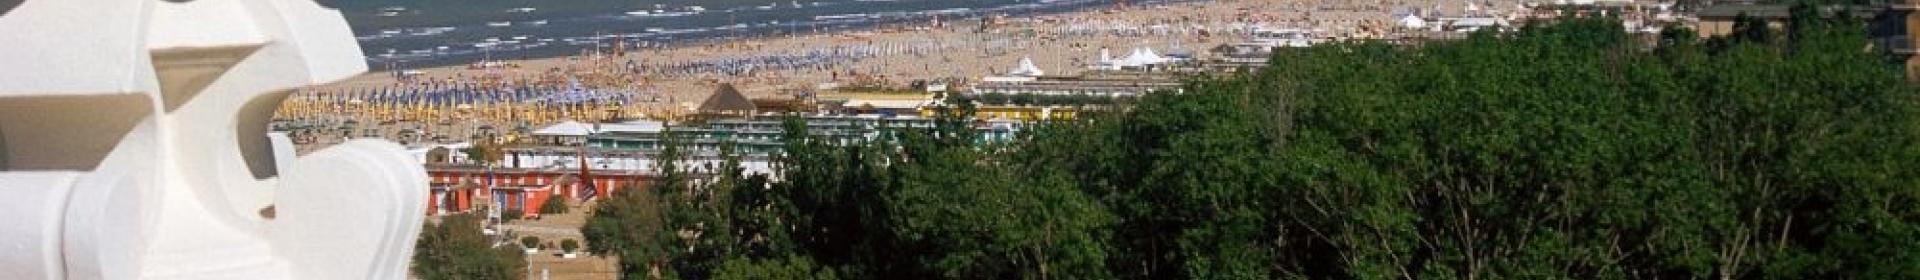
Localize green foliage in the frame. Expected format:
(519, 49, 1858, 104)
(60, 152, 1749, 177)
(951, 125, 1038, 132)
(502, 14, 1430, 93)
(413, 214, 526, 280)
(1228, 16, 1912, 279)
(582, 178, 671, 280)
(580, 14, 1920, 280)
(712, 256, 842, 280)
(540, 194, 569, 215)
(1014, 15, 1920, 280)
(586, 131, 766, 279)
(583, 132, 682, 279)
(562, 239, 581, 253)
(520, 236, 540, 249)
(499, 209, 522, 224)
(462, 139, 505, 166)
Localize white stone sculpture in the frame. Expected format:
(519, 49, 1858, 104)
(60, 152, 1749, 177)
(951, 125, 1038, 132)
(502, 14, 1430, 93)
(0, 0, 425, 279)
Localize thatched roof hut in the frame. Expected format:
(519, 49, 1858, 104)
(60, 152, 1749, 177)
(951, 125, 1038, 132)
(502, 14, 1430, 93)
(699, 83, 756, 116)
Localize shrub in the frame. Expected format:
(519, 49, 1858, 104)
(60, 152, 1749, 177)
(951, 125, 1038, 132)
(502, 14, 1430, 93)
(539, 195, 568, 215)
(560, 239, 580, 253)
(519, 236, 539, 249)
(499, 209, 523, 223)
(412, 214, 525, 280)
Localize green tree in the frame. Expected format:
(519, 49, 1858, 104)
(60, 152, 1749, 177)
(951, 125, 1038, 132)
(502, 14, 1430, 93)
(581, 179, 671, 279)
(583, 131, 687, 279)
(581, 13, 1920, 280)
(585, 130, 758, 279)
(413, 213, 525, 280)
(885, 103, 1115, 279)
(540, 194, 569, 215)
(712, 256, 842, 280)
(463, 137, 506, 166)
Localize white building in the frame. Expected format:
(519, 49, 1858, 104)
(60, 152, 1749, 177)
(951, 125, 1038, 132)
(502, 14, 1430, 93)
(1250, 28, 1324, 48)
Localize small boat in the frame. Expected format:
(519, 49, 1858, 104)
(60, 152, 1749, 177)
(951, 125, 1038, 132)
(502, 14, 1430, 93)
(645, 27, 665, 32)
(625, 10, 651, 16)
(791, 1, 803, 8)
(526, 20, 549, 25)
(507, 7, 536, 13)
(686, 6, 706, 12)
(511, 36, 529, 41)
(378, 11, 401, 17)
(487, 21, 512, 27)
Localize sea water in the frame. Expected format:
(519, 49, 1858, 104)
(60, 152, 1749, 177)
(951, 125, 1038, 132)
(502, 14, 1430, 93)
(342, 0, 1186, 70)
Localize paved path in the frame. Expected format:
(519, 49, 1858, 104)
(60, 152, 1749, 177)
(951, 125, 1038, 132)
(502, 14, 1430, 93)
(499, 223, 584, 238)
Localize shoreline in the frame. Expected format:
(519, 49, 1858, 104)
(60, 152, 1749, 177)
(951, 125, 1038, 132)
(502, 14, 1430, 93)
(286, 0, 1472, 152)
(358, 0, 1209, 71)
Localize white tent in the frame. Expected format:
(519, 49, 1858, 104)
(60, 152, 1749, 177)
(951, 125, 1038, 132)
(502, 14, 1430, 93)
(1008, 56, 1045, 76)
(1399, 15, 1428, 29)
(532, 120, 595, 136)
(1118, 47, 1170, 68)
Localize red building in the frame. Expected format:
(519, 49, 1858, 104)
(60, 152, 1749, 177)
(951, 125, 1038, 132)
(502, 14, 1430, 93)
(425, 164, 651, 218)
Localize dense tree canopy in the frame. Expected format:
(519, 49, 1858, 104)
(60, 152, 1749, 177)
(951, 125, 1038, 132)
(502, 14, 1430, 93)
(582, 14, 1920, 280)
(414, 213, 527, 280)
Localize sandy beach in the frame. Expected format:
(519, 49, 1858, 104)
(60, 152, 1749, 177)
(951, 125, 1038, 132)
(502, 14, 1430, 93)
(281, 0, 1498, 152)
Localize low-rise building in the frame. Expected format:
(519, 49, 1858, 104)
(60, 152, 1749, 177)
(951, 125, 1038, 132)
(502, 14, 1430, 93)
(424, 164, 650, 218)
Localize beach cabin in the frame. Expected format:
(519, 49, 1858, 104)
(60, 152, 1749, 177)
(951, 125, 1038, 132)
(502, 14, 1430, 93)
(699, 83, 757, 117)
(532, 120, 595, 146)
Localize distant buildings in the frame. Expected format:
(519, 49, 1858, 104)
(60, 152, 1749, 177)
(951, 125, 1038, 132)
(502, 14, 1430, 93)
(1250, 28, 1326, 48)
(971, 74, 1184, 97)
(1692, 4, 1880, 38)
(581, 116, 1022, 155)
(1692, 2, 1920, 80)
(425, 164, 649, 217)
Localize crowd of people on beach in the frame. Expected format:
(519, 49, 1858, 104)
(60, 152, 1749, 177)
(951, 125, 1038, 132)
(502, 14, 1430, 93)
(281, 0, 1511, 153)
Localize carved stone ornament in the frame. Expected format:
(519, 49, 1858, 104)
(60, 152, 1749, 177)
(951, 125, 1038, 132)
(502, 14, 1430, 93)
(0, 0, 425, 279)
